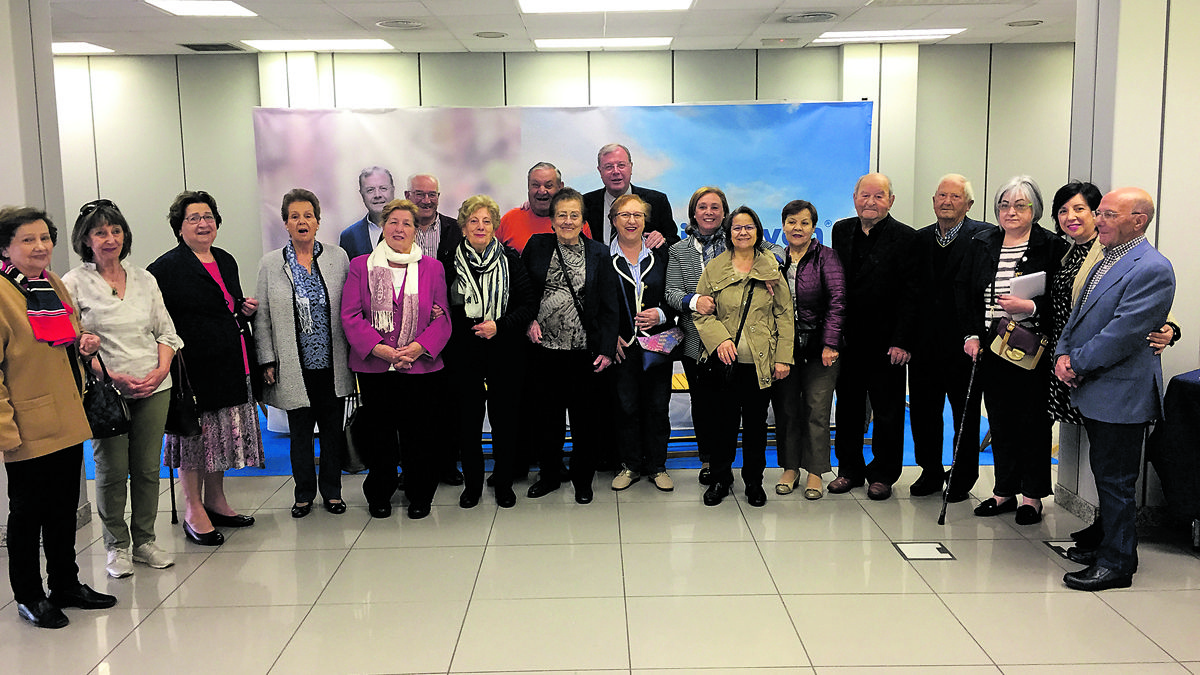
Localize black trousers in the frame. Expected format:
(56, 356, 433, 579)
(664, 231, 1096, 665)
(833, 346, 906, 485)
(285, 368, 345, 504)
(5, 444, 84, 605)
(449, 335, 526, 492)
(529, 347, 604, 489)
(357, 370, 446, 508)
(612, 349, 672, 475)
(980, 350, 1052, 499)
(909, 347, 981, 493)
(681, 355, 720, 464)
(1083, 417, 1146, 575)
(709, 363, 772, 486)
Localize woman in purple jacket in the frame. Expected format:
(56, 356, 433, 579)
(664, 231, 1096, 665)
(341, 199, 451, 520)
(771, 200, 846, 500)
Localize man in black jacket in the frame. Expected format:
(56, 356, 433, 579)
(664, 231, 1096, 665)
(908, 174, 989, 500)
(829, 173, 917, 500)
(582, 143, 679, 250)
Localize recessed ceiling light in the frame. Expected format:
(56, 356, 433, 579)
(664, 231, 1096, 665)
(784, 12, 837, 24)
(52, 42, 114, 55)
(813, 28, 964, 44)
(520, 0, 691, 13)
(535, 37, 673, 49)
(376, 19, 424, 30)
(242, 39, 394, 52)
(145, 1, 255, 17)
(1006, 20, 1044, 28)
(474, 32, 508, 39)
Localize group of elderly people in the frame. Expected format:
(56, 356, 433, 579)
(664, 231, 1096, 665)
(0, 167, 1178, 628)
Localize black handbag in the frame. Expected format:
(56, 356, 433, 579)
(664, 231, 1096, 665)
(165, 351, 202, 437)
(82, 353, 131, 439)
(699, 281, 755, 384)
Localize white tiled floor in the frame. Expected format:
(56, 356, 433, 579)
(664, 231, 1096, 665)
(2, 465, 1199, 675)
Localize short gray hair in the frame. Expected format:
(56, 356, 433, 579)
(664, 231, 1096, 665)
(527, 162, 562, 183)
(993, 175, 1044, 223)
(597, 143, 632, 166)
(936, 173, 974, 203)
(407, 173, 439, 191)
(358, 166, 393, 189)
(853, 172, 893, 197)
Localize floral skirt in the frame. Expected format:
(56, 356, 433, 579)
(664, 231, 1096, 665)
(164, 377, 265, 473)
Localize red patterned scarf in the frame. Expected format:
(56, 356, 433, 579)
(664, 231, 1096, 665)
(1, 260, 77, 346)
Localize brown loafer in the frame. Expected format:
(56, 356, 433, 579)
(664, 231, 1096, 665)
(827, 476, 862, 494)
(866, 482, 892, 501)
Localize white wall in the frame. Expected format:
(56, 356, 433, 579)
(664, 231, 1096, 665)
(53, 45, 1077, 295)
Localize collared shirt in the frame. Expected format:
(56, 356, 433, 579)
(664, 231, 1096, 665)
(602, 186, 632, 244)
(368, 219, 382, 247)
(1081, 235, 1145, 305)
(935, 219, 964, 248)
(610, 238, 666, 330)
(415, 221, 442, 258)
(62, 259, 185, 395)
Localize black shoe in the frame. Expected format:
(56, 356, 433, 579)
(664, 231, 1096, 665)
(526, 479, 561, 499)
(204, 507, 254, 528)
(745, 484, 767, 507)
(291, 502, 312, 519)
(17, 599, 68, 629)
(495, 485, 517, 508)
(703, 481, 731, 506)
(1071, 521, 1104, 549)
(323, 499, 347, 515)
(407, 503, 432, 519)
(369, 503, 392, 518)
(945, 488, 972, 503)
(574, 484, 594, 505)
(973, 497, 1017, 517)
(698, 467, 713, 485)
(459, 488, 481, 509)
(49, 584, 117, 610)
(1063, 564, 1132, 591)
(182, 520, 224, 546)
(441, 468, 465, 486)
(909, 470, 947, 497)
(1066, 546, 1099, 565)
(1015, 504, 1043, 525)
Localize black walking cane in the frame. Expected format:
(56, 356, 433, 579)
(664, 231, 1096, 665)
(169, 466, 178, 525)
(939, 356, 980, 525)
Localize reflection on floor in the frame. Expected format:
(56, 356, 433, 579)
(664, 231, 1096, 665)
(2, 465, 1199, 675)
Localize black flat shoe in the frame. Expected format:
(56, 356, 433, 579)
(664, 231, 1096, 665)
(49, 584, 117, 610)
(441, 468, 465, 486)
(459, 488, 481, 509)
(1066, 546, 1098, 565)
(291, 502, 312, 519)
(1072, 521, 1104, 549)
(945, 488, 972, 503)
(698, 467, 713, 485)
(323, 500, 347, 515)
(1063, 564, 1132, 591)
(17, 599, 68, 629)
(407, 503, 431, 520)
(205, 507, 254, 528)
(1015, 504, 1043, 525)
(574, 484, 593, 505)
(746, 484, 767, 507)
(909, 470, 947, 497)
(495, 485, 517, 508)
(526, 479, 561, 499)
(973, 497, 1017, 517)
(182, 520, 224, 546)
(703, 481, 730, 506)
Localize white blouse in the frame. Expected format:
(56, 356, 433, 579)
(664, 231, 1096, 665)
(62, 259, 185, 395)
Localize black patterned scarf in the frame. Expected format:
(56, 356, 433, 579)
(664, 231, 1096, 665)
(1, 260, 77, 346)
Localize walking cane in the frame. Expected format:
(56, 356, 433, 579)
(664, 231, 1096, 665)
(939, 356, 979, 525)
(169, 466, 178, 525)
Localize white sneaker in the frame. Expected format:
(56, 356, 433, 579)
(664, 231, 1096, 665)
(133, 542, 175, 569)
(106, 548, 134, 578)
(652, 471, 674, 492)
(611, 469, 640, 491)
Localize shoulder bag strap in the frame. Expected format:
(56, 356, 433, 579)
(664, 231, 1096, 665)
(731, 281, 756, 347)
(554, 241, 586, 319)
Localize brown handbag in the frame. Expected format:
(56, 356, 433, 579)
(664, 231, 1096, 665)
(988, 318, 1048, 370)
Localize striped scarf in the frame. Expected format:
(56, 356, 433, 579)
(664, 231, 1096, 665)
(1, 260, 77, 346)
(453, 239, 509, 322)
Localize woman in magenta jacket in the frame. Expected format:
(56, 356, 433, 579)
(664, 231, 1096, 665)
(341, 199, 451, 520)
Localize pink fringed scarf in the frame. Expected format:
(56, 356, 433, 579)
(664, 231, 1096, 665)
(366, 241, 423, 349)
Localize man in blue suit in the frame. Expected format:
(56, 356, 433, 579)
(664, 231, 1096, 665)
(1054, 187, 1175, 591)
(339, 166, 395, 260)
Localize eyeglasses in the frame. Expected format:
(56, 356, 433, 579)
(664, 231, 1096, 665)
(600, 162, 630, 172)
(184, 213, 217, 225)
(730, 224, 756, 233)
(614, 212, 645, 221)
(998, 201, 1032, 212)
(79, 199, 116, 216)
(409, 191, 439, 201)
(1094, 210, 1147, 220)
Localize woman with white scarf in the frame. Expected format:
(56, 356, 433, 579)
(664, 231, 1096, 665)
(341, 199, 451, 520)
(444, 195, 538, 509)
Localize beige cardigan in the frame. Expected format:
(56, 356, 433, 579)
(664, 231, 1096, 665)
(0, 271, 92, 462)
(694, 249, 794, 389)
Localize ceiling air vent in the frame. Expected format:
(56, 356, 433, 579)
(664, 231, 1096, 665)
(180, 43, 245, 52)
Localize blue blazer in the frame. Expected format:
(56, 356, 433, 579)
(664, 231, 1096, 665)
(1055, 239, 1175, 424)
(339, 215, 374, 261)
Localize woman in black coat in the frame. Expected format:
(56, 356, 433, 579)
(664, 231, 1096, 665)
(521, 188, 618, 505)
(957, 176, 1068, 526)
(444, 195, 538, 509)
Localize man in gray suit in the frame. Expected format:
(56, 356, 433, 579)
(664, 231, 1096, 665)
(1054, 186, 1175, 591)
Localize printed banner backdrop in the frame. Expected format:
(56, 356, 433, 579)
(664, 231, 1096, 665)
(252, 102, 873, 254)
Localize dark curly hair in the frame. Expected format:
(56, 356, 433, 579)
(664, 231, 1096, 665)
(168, 190, 222, 241)
(72, 199, 133, 262)
(0, 206, 57, 253)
